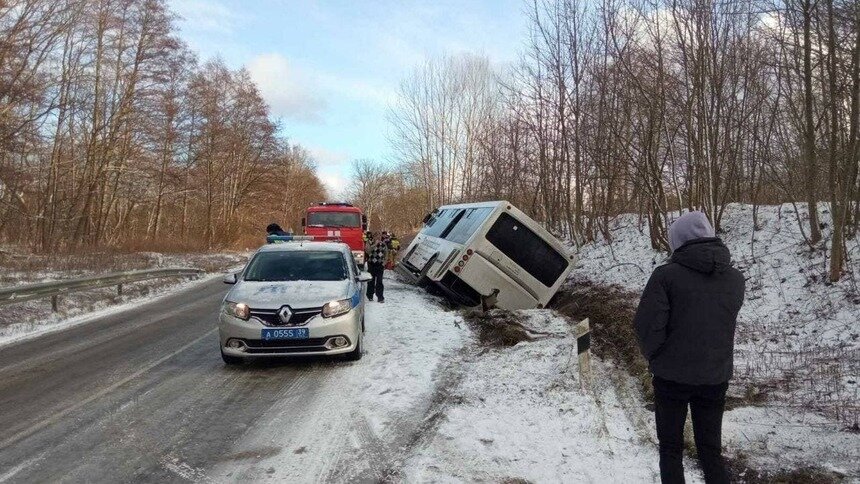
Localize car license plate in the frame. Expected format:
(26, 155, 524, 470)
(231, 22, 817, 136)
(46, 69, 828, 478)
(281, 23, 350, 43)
(261, 328, 309, 340)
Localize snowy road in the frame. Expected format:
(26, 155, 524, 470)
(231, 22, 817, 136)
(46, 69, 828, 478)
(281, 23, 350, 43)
(0, 276, 466, 483)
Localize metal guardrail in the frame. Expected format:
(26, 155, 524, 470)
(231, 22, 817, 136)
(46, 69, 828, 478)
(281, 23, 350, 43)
(0, 268, 204, 312)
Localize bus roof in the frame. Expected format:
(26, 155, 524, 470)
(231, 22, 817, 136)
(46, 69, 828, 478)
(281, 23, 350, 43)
(433, 200, 510, 211)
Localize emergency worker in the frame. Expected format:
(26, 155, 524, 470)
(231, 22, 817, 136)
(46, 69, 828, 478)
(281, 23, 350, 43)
(385, 233, 400, 269)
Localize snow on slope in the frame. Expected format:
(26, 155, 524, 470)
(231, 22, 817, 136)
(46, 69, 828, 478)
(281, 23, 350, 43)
(571, 203, 860, 477)
(402, 310, 705, 483)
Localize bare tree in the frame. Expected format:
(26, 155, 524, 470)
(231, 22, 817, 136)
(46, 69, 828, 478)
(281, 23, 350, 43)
(384, 0, 857, 266)
(347, 159, 390, 227)
(0, 0, 328, 250)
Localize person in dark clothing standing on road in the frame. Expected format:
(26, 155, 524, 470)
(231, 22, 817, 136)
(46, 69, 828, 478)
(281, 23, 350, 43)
(366, 232, 388, 302)
(634, 212, 745, 484)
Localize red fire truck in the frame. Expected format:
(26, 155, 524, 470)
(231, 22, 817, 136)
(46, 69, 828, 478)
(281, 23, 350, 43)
(302, 202, 368, 266)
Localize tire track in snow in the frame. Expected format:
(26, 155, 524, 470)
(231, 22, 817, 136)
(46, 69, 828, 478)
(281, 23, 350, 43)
(336, 348, 469, 482)
(209, 281, 468, 483)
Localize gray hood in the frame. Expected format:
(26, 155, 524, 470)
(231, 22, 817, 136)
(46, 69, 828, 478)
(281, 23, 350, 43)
(669, 212, 715, 252)
(227, 280, 351, 310)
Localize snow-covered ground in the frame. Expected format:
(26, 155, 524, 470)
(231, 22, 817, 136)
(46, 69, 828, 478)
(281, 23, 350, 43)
(401, 310, 704, 483)
(571, 203, 859, 478)
(208, 205, 858, 482)
(210, 279, 469, 482)
(0, 273, 225, 347)
(209, 280, 707, 483)
(0, 251, 247, 286)
(3, 208, 856, 482)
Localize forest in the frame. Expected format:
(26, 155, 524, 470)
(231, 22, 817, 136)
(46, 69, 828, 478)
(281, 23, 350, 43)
(373, 0, 859, 282)
(2, 0, 858, 282)
(0, 0, 326, 251)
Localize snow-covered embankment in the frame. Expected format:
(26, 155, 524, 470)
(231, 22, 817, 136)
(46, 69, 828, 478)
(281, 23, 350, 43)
(572, 203, 859, 479)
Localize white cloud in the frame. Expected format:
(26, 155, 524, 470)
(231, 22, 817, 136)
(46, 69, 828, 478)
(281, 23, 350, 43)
(318, 171, 349, 200)
(309, 148, 351, 199)
(247, 53, 328, 123)
(315, 73, 396, 107)
(308, 145, 350, 168)
(169, 0, 238, 35)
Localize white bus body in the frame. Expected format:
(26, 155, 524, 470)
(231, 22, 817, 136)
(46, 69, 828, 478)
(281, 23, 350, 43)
(396, 201, 575, 310)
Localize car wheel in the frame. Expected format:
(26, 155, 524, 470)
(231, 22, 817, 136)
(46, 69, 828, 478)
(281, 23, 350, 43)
(361, 316, 366, 333)
(221, 349, 244, 365)
(344, 335, 363, 361)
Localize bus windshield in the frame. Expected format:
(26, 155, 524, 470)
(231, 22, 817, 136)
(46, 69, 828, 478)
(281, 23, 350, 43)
(421, 207, 494, 244)
(420, 209, 456, 237)
(443, 207, 494, 244)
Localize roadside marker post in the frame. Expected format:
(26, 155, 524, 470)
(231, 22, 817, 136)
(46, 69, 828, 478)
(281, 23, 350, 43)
(575, 318, 592, 391)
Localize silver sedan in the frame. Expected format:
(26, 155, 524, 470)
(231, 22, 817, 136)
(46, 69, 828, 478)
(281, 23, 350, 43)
(219, 241, 371, 364)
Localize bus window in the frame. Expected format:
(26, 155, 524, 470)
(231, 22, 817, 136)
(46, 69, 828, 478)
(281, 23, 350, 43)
(421, 209, 457, 238)
(485, 212, 568, 287)
(420, 209, 446, 237)
(444, 207, 494, 244)
(439, 209, 466, 239)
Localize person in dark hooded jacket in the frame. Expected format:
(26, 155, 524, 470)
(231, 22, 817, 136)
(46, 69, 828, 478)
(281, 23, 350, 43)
(266, 223, 288, 237)
(634, 211, 744, 484)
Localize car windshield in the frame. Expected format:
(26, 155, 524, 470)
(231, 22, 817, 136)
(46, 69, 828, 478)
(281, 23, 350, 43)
(243, 251, 348, 282)
(307, 212, 361, 228)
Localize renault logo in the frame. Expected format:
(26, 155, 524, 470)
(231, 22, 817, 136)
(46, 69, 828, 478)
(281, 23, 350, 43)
(277, 306, 293, 324)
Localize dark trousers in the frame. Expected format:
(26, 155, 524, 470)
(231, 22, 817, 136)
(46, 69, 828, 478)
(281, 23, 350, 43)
(366, 263, 384, 301)
(653, 376, 730, 484)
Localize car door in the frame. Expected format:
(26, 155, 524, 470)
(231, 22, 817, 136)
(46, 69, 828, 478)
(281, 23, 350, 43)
(350, 252, 365, 314)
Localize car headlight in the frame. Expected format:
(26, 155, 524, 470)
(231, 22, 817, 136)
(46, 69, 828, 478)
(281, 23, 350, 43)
(223, 301, 250, 320)
(321, 298, 352, 318)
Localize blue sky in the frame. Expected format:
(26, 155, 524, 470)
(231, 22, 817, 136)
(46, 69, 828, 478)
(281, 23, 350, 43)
(168, 0, 529, 196)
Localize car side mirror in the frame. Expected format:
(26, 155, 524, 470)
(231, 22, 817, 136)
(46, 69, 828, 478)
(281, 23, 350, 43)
(356, 272, 372, 283)
(301, 217, 306, 227)
(222, 273, 238, 284)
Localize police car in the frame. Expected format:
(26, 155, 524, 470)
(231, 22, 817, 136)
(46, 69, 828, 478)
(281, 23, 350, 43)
(219, 237, 371, 364)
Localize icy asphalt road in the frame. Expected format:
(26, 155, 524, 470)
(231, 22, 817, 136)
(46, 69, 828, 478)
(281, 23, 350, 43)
(0, 277, 466, 483)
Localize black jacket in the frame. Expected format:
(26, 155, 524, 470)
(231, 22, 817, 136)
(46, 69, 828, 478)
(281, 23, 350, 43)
(633, 237, 745, 385)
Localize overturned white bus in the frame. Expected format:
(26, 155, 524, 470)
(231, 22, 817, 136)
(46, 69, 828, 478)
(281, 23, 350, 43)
(396, 201, 575, 310)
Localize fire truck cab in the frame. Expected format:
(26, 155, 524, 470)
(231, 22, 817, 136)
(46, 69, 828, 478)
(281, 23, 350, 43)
(302, 202, 368, 266)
